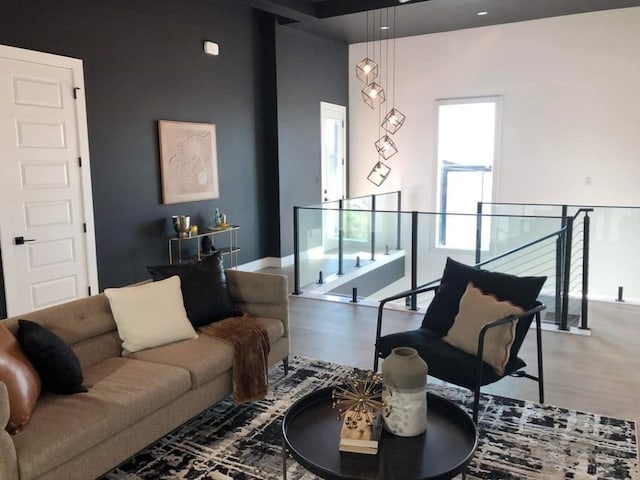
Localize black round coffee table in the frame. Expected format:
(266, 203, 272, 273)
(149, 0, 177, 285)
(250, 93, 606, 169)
(282, 386, 478, 480)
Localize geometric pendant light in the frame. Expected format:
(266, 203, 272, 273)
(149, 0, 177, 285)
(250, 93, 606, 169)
(361, 82, 386, 109)
(366, 161, 392, 187)
(375, 135, 398, 160)
(381, 107, 406, 134)
(356, 58, 378, 84)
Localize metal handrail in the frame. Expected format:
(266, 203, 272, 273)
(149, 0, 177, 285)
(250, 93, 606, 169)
(293, 197, 592, 331)
(475, 227, 566, 270)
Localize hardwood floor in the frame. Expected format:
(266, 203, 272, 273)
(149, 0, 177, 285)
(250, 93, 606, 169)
(287, 294, 640, 428)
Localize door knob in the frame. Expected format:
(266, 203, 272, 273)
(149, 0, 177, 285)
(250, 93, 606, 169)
(14, 236, 36, 245)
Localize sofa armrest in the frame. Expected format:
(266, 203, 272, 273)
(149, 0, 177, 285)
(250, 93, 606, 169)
(225, 270, 289, 337)
(0, 382, 19, 480)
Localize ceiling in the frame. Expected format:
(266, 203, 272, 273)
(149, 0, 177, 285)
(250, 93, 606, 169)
(233, 0, 640, 43)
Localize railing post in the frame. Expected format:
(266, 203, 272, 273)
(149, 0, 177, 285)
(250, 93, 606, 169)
(475, 202, 483, 265)
(555, 207, 568, 327)
(554, 234, 562, 326)
(581, 212, 590, 330)
(370, 195, 376, 261)
(293, 206, 301, 295)
(410, 211, 419, 311)
(396, 191, 402, 250)
(338, 199, 344, 275)
(560, 216, 573, 331)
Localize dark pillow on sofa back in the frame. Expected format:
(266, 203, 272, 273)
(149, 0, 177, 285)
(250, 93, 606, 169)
(17, 320, 87, 395)
(421, 257, 546, 335)
(147, 252, 241, 328)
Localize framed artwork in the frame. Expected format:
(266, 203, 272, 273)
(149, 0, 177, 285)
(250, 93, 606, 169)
(158, 120, 219, 204)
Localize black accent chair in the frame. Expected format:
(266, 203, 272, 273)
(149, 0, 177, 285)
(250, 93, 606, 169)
(374, 258, 547, 423)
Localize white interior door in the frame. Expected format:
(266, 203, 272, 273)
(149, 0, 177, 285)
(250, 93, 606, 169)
(320, 102, 346, 203)
(320, 102, 346, 254)
(0, 45, 98, 317)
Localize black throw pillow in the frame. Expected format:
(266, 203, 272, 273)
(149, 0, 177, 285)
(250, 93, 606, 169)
(421, 257, 546, 335)
(147, 252, 241, 328)
(17, 320, 88, 395)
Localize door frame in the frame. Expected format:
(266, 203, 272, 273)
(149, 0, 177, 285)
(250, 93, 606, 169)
(0, 44, 99, 314)
(320, 101, 347, 203)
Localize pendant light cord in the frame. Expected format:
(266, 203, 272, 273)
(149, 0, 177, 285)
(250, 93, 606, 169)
(393, 7, 397, 109)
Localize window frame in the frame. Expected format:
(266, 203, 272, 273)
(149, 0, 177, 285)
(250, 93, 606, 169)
(434, 96, 502, 251)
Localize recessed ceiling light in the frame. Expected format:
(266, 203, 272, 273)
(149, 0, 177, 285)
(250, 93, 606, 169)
(380, 25, 390, 30)
(477, 11, 488, 16)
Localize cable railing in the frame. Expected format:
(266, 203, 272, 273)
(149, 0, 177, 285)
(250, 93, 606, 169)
(476, 202, 593, 330)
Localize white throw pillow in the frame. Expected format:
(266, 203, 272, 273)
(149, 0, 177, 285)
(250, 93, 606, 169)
(105, 276, 197, 353)
(443, 282, 524, 376)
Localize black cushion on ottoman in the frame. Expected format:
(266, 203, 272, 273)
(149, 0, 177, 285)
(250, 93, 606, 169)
(17, 320, 87, 395)
(147, 251, 241, 328)
(421, 257, 547, 335)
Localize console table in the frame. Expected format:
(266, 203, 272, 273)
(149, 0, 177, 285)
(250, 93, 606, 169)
(168, 225, 239, 268)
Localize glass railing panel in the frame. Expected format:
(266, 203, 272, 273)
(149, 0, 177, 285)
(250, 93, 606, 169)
(341, 207, 373, 272)
(296, 205, 341, 291)
(483, 203, 565, 218)
(375, 191, 400, 212)
(588, 206, 640, 301)
(343, 196, 372, 211)
(367, 212, 479, 309)
(419, 212, 477, 284)
(321, 210, 411, 301)
(372, 209, 399, 257)
(479, 215, 563, 262)
(341, 198, 374, 273)
(362, 211, 414, 303)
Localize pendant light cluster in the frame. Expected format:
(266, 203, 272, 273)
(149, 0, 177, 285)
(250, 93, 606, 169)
(358, 8, 406, 187)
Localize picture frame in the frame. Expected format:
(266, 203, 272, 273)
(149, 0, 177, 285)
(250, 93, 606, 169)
(158, 120, 219, 204)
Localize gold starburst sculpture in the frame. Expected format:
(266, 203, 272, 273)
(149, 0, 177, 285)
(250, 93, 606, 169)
(331, 370, 390, 430)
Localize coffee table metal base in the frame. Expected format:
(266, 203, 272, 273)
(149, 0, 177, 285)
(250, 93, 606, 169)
(282, 387, 478, 480)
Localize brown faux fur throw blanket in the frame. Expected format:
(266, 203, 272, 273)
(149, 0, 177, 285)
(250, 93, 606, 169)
(199, 313, 270, 404)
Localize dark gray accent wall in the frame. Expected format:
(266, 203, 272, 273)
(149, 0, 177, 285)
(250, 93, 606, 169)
(275, 25, 348, 257)
(0, 0, 279, 309)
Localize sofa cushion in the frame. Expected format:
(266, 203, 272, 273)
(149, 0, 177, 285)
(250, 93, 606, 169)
(17, 320, 87, 395)
(125, 316, 284, 387)
(11, 357, 191, 480)
(0, 324, 41, 434)
(105, 275, 198, 352)
(147, 252, 241, 328)
(443, 283, 524, 376)
(422, 257, 546, 335)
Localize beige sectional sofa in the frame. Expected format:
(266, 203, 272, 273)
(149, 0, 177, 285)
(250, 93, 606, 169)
(0, 269, 289, 480)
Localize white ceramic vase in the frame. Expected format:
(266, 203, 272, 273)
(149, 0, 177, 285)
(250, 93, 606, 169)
(381, 347, 428, 437)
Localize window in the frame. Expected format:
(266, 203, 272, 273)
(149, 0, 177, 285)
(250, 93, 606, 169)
(435, 97, 500, 250)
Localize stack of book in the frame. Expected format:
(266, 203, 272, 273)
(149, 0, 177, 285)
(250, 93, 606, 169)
(338, 411, 383, 455)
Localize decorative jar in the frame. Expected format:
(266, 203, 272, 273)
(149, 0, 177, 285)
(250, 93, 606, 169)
(381, 347, 428, 436)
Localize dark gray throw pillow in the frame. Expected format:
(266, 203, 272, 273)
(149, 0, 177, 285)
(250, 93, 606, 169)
(421, 257, 546, 336)
(17, 320, 88, 395)
(146, 252, 241, 328)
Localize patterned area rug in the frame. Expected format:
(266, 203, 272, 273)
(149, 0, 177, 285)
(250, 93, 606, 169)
(102, 356, 639, 480)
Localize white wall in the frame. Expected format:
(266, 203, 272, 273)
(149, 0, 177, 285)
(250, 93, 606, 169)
(349, 7, 640, 300)
(349, 7, 640, 210)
